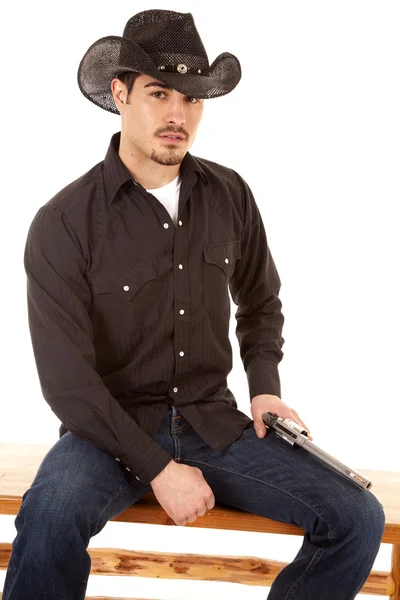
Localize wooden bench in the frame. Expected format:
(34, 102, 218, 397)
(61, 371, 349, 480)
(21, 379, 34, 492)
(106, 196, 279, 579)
(0, 442, 399, 599)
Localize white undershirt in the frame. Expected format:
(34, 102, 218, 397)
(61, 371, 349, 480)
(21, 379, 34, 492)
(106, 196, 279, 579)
(146, 173, 182, 227)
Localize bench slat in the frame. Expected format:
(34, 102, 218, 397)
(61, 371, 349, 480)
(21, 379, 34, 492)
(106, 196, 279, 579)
(0, 543, 395, 596)
(1, 443, 399, 598)
(0, 442, 399, 543)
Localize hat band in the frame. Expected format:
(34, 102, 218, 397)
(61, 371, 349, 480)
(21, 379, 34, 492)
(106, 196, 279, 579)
(157, 63, 210, 76)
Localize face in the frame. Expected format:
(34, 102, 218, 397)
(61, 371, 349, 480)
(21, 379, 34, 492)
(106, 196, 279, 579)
(111, 73, 205, 167)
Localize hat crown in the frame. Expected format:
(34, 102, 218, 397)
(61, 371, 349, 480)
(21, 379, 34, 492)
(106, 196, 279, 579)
(77, 9, 241, 114)
(122, 10, 209, 67)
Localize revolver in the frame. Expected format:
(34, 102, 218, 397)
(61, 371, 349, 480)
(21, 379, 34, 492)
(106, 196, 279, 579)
(261, 412, 372, 491)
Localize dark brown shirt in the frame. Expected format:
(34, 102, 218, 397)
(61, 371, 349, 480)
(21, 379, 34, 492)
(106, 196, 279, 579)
(23, 131, 285, 484)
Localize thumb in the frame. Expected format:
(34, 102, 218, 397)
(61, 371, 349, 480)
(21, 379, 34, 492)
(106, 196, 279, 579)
(254, 421, 266, 438)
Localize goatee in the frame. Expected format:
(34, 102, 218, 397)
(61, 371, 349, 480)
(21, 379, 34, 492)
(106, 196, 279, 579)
(150, 149, 184, 166)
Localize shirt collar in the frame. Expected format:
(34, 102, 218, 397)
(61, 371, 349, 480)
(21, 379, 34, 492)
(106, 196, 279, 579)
(104, 131, 209, 206)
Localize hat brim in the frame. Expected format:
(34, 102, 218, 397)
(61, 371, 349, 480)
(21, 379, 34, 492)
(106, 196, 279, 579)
(77, 36, 241, 114)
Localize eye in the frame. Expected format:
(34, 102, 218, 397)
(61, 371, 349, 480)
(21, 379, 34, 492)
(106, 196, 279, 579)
(151, 91, 200, 103)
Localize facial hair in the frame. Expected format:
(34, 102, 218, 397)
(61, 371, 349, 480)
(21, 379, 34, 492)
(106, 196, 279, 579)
(150, 147, 185, 166)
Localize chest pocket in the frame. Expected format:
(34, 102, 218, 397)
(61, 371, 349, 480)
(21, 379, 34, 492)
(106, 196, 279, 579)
(203, 240, 241, 313)
(89, 258, 159, 326)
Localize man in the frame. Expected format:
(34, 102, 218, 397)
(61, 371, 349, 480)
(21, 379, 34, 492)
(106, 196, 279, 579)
(3, 10, 384, 600)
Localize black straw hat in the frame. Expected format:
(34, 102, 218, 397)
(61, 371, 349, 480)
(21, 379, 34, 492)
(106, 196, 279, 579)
(77, 9, 242, 114)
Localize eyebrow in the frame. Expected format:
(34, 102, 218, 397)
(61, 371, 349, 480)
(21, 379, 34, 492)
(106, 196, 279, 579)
(143, 81, 174, 90)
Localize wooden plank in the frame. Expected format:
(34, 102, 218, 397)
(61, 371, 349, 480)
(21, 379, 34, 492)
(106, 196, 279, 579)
(110, 490, 400, 545)
(390, 544, 400, 600)
(0, 443, 399, 541)
(0, 543, 395, 596)
(1, 489, 398, 543)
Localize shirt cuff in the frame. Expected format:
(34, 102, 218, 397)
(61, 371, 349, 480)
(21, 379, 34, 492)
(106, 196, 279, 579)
(247, 360, 282, 402)
(130, 441, 174, 485)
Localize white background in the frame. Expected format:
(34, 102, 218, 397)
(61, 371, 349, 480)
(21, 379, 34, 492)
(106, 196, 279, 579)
(1, 1, 399, 598)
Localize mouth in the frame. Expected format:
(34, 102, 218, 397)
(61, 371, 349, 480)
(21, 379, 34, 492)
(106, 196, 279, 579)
(159, 135, 185, 144)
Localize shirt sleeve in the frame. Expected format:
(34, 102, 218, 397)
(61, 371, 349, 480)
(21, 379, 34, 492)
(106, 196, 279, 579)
(23, 203, 173, 485)
(229, 170, 285, 402)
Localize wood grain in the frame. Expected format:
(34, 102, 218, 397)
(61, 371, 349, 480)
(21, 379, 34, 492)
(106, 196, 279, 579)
(1, 442, 399, 597)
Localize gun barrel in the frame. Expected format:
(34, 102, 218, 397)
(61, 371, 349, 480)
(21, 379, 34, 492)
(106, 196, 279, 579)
(303, 439, 372, 490)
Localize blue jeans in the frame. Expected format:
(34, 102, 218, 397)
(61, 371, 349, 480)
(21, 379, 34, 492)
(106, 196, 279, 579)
(3, 404, 385, 599)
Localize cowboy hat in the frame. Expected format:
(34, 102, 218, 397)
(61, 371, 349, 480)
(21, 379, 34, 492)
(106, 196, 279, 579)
(77, 9, 242, 114)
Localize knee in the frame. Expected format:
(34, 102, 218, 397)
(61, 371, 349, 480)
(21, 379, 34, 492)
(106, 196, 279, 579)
(336, 491, 385, 542)
(356, 492, 385, 534)
(17, 480, 89, 539)
(14, 484, 92, 568)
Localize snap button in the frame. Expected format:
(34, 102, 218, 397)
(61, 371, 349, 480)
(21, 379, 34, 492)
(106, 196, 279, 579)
(163, 223, 169, 229)
(179, 309, 185, 314)
(177, 63, 188, 74)
(225, 258, 229, 263)
(178, 264, 183, 269)
(173, 387, 178, 392)
(178, 220, 182, 226)
(123, 285, 130, 291)
(179, 351, 184, 357)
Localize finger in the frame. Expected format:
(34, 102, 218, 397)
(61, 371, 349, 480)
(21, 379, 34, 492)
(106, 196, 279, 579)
(297, 423, 314, 441)
(206, 496, 215, 510)
(196, 506, 207, 517)
(291, 411, 313, 439)
(186, 513, 197, 523)
(291, 410, 308, 429)
(255, 422, 267, 438)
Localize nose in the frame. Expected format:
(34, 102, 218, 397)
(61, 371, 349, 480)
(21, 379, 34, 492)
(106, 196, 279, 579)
(164, 97, 187, 126)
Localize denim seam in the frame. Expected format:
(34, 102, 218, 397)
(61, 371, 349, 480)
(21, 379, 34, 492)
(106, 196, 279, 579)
(184, 458, 334, 541)
(171, 428, 181, 461)
(172, 423, 187, 433)
(90, 481, 135, 529)
(284, 547, 324, 600)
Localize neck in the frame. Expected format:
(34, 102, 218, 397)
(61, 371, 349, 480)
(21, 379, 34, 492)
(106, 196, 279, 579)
(118, 132, 182, 189)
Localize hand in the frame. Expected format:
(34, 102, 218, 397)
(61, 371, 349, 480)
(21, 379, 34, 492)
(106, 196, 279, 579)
(150, 460, 215, 526)
(251, 394, 313, 441)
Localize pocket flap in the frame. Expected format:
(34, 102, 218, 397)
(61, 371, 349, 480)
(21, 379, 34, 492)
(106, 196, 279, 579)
(203, 240, 241, 274)
(90, 259, 156, 302)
